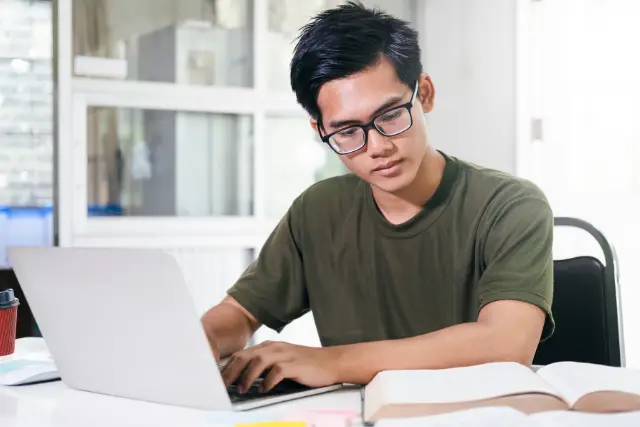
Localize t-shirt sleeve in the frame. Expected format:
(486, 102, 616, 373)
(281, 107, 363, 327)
(477, 184, 555, 340)
(227, 199, 309, 333)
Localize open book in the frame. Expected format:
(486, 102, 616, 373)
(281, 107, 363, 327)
(364, 361, 640, 423)
(375, 406, 640, 427)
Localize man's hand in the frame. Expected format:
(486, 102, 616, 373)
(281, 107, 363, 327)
(221, 341, 341, 393)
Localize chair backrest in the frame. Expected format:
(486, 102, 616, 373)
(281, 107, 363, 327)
(533, 217, 625, 367)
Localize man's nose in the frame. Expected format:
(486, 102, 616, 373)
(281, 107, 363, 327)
(366, 128, 394, 158)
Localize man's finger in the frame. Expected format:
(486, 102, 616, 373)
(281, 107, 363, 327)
(221, 351, 253, 389)
(262, 362, 294, 392)
(238, 351, 282, 393)
(221, 342, 291, 391)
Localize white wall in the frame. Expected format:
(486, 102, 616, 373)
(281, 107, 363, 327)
(522, 0, 640, 368)
(423, 0, 517, 174)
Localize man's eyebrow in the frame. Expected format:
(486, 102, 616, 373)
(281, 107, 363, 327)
(327, 94, 405, 129)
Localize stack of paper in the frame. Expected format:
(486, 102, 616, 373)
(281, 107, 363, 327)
(0, 337, 59, 386)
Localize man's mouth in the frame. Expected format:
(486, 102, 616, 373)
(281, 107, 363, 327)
(373, 159, 401, 172)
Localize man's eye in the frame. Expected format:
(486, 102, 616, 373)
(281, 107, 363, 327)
(339, 128, 358, 137)
(380, 110, 401, 122)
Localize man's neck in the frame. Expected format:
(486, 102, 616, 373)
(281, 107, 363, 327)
(371, 148, 446, 225)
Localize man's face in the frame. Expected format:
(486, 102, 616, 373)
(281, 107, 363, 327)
(313, 58, 434, 194)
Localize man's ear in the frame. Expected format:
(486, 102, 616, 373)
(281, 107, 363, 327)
(418, 73, 436, 114)
(310, 118, 326, 140)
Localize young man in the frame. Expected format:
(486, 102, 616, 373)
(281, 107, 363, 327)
(201, 1, 554, 394)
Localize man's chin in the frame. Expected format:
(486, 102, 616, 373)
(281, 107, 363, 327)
(370, 174, 412, 194)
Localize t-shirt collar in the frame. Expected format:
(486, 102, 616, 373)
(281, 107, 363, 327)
(365, 151, 460, 238)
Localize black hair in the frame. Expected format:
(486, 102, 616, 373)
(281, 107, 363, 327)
(290, 0, 422, 121)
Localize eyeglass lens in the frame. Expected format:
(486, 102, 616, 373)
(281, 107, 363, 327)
(328, 107, 412, 154)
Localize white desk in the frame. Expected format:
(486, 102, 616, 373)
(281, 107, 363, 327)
(0, 339, 363, 426)
(0, 380, 363, 426)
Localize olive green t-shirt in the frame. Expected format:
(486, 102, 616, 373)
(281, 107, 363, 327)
(228, 153, 554, 346)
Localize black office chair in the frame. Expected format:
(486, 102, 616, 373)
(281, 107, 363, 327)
(533, 217, 625, 367)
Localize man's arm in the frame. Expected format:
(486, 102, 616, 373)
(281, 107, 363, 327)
(222, 185, 553, 392)
(331, 299, 545, 384)
(222, 298, 545, 391)
(201, 296, 261, 361)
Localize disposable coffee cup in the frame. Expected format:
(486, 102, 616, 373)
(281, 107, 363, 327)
(0, 289, 19, 357)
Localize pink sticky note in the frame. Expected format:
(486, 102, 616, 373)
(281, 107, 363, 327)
(281, 409, 359, 427)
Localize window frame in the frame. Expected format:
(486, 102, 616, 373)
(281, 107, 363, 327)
(55, 0, 424, 251)
(57, 0, 313, 249)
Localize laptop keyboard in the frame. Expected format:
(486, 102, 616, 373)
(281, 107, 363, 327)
(227, 378, 311, 403)
(218, 362, 312, 403)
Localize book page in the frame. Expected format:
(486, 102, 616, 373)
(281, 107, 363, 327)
(375, 407, 528, 427)
(531, 410, 640, 426)
(365, 362, 565, 419)
(0, 359, 59, 386)
(537, 362, 640, 407)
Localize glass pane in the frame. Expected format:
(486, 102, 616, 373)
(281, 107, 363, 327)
(73, 0, 252, 87)
(0, 0, 53, 269)
(264, 116, 348, 219)
(0, 0, 53, 207)
(267, 0, 418, 92)
(87, 107, 253, 216)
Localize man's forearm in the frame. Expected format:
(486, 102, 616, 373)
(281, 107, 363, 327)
(332, 321, 536, 385)
(201, 301, 256, 358)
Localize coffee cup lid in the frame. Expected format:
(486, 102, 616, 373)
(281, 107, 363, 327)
(0, 289, 19, 309)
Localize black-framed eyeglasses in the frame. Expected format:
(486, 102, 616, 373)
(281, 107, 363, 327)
(319, 81, 419, 155)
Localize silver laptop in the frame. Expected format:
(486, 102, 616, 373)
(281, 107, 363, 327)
(7, 246, 341, 410)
